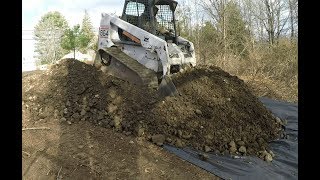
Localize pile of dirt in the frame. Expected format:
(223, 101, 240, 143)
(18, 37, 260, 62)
(22, 59, 284, 161)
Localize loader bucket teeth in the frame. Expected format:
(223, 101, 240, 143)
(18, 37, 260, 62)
(158, 75, 178, 98)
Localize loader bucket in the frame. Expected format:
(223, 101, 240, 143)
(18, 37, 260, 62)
(102, 56, 145, 85)
(96, 48, 178, 98)
(97, 48, 159, 88)
(158, 75, 178, 98)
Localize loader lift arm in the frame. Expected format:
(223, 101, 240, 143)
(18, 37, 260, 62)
(99, 13, 172, 77)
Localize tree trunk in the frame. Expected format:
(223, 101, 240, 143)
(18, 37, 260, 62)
(223, 0, 226, 61)
(73, 48, 76, 60)
(265, 0, 275, 45)
(289, 0, 294, 39)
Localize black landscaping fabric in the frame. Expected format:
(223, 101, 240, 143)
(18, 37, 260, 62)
(164, 97, 298, 180)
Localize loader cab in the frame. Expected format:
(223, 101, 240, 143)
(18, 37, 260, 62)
(120, 0, 178, 44)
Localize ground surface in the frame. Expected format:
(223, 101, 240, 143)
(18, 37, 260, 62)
(22, 116, 218, 179)
(22, 59, 284, 179)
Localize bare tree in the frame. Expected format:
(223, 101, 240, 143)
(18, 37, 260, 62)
(253, 0, 288, 45)
(175, 0, 193, 37)
(288, 0, 298, 39)
(200, 0, 228, 60)
(239, 0, 256, 48)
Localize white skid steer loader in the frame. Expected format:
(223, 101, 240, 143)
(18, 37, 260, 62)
(95, 0, 196, 97)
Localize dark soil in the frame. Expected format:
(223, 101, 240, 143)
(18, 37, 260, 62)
(162, 66, 283, 155)
(22, 59, 283, 161)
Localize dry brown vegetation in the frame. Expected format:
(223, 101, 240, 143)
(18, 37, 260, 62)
(204, 39, 298, 103)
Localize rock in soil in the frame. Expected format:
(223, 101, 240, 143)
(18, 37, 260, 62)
(229, 146, 237, 153)
(238, 146, 246, 154)
(229, 141, 237, 148)
(265, 153, 273, 162)
(204, 145, 211, 152)
(198, 153, 209, 161)
(136, 127, 145, 137)
(175, 139, 184, 148)
(237, 141, 245, 146)
(214, 150, 220, 154)
(166, 137, 172, 143)
(195, 109, 202, 115)
(269, 150, 275, 157)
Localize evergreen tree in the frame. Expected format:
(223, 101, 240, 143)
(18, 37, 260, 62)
(34, 11, 69, 65)
(79, 10, 95, 53)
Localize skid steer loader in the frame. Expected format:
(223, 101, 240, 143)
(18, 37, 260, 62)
(95, 0, 196, 97)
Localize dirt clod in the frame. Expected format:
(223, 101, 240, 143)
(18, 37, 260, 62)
(195, 109, 202, 115)
(152, 134, 165, 146)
